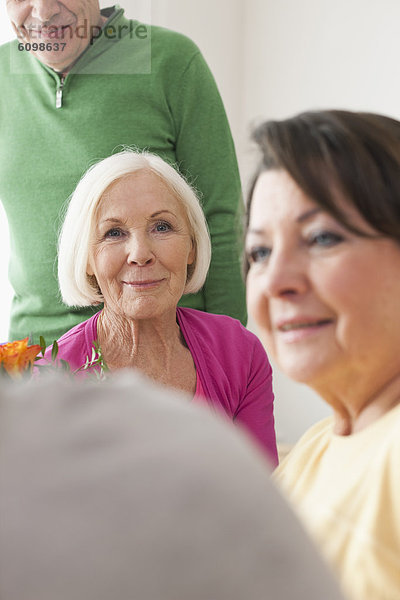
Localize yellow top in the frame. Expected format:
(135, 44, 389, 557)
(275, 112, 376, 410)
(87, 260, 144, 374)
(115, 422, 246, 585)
(275, 403, 400, 600)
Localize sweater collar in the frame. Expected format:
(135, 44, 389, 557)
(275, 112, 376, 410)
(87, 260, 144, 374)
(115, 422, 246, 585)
(69, 5, 128, 71)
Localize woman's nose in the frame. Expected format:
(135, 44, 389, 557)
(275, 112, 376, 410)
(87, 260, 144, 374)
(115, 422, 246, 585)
(126, 234, 155, 267)
(261, 247, 308, 299)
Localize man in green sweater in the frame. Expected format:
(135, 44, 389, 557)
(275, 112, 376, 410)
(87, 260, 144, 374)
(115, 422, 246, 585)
(2, 1, 246, 343)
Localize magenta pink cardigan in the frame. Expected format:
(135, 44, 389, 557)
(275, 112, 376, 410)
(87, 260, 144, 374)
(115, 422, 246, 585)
(43, 308, 278, 466)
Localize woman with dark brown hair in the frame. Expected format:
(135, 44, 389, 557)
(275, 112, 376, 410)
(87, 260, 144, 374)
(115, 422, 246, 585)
(245, 110, 400, 600)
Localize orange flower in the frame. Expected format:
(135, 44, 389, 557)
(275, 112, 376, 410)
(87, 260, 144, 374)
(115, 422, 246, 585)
(0, 338, 42, 378)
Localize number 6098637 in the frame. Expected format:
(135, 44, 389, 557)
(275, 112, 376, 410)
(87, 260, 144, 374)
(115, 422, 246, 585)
(18, 42, 66, 52)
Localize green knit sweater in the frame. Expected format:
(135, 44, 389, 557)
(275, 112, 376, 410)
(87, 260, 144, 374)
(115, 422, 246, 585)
(0, 6, 246, 343)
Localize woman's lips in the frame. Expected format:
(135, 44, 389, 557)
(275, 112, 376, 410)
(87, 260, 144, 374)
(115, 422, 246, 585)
(122, 279, 165, 290)
(276, 318, 334, 343)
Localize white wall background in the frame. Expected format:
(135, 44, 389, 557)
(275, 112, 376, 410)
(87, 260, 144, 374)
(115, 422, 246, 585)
(2, 0, 400, 442)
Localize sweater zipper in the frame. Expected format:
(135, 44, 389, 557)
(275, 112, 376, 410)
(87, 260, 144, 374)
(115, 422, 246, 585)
(56, 76, 65, 109)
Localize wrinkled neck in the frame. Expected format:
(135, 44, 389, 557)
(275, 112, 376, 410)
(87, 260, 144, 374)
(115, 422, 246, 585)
(97, 307, 181, 369)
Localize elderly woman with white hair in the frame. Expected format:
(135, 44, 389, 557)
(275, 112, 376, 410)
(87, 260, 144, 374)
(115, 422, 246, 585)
(43, 150, 278, 465)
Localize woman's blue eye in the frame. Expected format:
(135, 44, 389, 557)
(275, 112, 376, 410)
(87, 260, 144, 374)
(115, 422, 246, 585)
(309, 231, 344, 247)
(248, 246, 271, 263)
(154, 221, 172, 233)
(105, 228, 123, 238)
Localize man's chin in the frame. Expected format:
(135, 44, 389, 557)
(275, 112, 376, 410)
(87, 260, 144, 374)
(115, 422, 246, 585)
(31, 52, 69, 71)
(30, 41, 86, 73)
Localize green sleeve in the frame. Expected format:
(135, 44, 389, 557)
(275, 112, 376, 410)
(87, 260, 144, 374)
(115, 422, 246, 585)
(169, 50, 247, 325)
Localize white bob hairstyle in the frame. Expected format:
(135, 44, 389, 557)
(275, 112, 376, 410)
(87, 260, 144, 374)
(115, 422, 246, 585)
(58, 150, 211, 307)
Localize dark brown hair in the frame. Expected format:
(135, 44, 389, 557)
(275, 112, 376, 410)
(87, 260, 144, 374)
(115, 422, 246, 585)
(247, 110, 400, 240)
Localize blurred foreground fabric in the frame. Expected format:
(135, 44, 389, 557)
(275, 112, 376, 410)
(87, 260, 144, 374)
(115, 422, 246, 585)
(0, 372, 343, 600)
